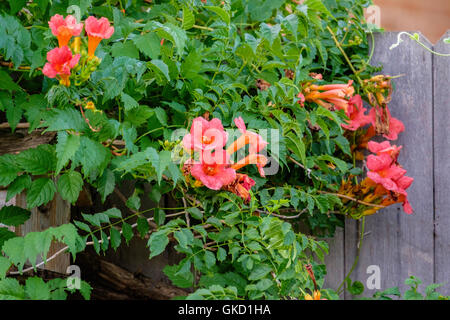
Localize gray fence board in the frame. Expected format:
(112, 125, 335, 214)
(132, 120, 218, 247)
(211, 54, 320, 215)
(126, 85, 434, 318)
(434, 30, 450, 296)
(323, 228, 344, 296)
(343, 32, 435, 298)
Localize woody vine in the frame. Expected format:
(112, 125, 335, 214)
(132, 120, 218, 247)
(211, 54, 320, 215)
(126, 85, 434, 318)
(0, 0, 434, 300)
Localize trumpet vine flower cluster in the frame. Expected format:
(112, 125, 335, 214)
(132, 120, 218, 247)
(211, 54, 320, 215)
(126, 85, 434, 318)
(43, 14, 114, 87)
(299, 74, 413, 214)
(182, 116, 268, 202)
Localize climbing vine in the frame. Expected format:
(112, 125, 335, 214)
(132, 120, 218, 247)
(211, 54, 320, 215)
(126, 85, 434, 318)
(0, 0, 426, 300)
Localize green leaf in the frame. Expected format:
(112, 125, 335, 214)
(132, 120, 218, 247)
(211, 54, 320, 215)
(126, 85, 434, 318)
(248, 264, 272, 280)
(79, 280, 92, 300)
(121, 92, 139, 111)
(305, 0, 332, 17)
(0, 228, 16, 249)
(25, 277, 50, 300)
(148, 59, 170, 82)
(153, 107, 168, 126)
(0, 70, 22, 92)
(204, 6, 230, 24)
(155, 22, 187, 55)
(187, 207, 203, 220)
(57, 171, 83, 204)
(348, 280, 364, 296)
(122, 222, 133, 245)
(133, 32, 161, 59)
(16, 145, 56, 175)
(55, 132, 81, 175)
(111, 41, 139, 59)
(182, 6, 195, 30)
(154, 208, 165, 226)
(6, 175, 31, 202)
(260, 23, 281, 46)
(0, 154, 19, 187)
(0, 256, 12, 280)
(73, 136, 111, 179)
(50, 223, 79, 258)
(286, 132, 306, 165)
(0, 278, 25, 300)
(97, 169, 115, 203)
(163, 264, 193, 288)
(104, 208, 122, 219)
(148, 230, 169, 259)
(26, 178, 56, 209)
(0, 206, 31, 226)
(5, 102, 22, 132)
(137, 217, 149, 238)
(43, 108, 87, 132)
(110, 227, 121, 251)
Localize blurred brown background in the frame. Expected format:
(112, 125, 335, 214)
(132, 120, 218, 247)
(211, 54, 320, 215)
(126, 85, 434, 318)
(374, 0, 450, 43)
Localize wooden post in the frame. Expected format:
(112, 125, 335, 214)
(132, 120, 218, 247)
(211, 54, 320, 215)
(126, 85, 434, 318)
(433, 30, 450, 296)
(0, 127, 70, 275)
(344, 32, 434, 298)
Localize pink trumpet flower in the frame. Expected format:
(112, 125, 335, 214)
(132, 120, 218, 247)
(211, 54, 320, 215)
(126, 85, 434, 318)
(183, 117, 228, 152)
(366, 140, 413, 214)
(190, 150, 236, 190)
(231, 153, 268, 177)
(85, 16, 115, 58)
(48, 14, 83, 47)
(342, 95, 370, 131)
(226, 117, 268, 155)
(42, 46, 80, 87)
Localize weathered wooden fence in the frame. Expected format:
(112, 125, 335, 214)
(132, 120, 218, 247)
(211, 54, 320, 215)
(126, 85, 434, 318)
(324, 31, 450, 298)
(1, 31, 449, 299)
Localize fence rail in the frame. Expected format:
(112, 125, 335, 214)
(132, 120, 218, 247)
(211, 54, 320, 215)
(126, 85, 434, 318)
(324, 31, 450, 298)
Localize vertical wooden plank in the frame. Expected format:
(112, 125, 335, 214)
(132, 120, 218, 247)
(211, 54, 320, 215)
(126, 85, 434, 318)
(15, 187, 71, 274)
(344, 32, 434, 298)
(322, 227, 344, 297)
(433, 30, 450, 296)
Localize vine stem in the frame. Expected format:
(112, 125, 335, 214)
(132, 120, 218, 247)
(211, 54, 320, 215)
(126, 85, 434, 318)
(326, 26, 365, 88)
(318, 191, 386, 208)
(337, 216, 366, 295)
(390, 32, 450, 57)
(7, 211, 187, 276)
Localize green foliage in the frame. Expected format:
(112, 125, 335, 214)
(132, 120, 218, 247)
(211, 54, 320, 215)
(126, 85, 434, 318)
(362, 276, 450, 301)
(0, 0, 386, 300)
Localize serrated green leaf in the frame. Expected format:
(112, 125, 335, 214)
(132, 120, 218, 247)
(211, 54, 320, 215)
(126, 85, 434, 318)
(133, 32, 161, 59)
(121, 92, 139, 111)
(73, 136, 111, 179)
(204, 6, 230, 24)
(55, 132, 81, 175)
(16, 145, 56, 175)
(148, 59, 170, 82)
(6, 175, 31, 202)
(122, 222, 133, 244)
(57, 171, 83, 204)
(182, 7, 195, 30)
(110, 227, 121, 251)
(148, 230, 169, 259)
(26, 178, 56, 209)
(25, 277, 50, 300)
(0, 256, 12, 280)
(187, 207, 203, 220)
(0, 205, 31, 226)
(0, 278, 25, 300)
(137, 217, 149, 238)
(248, 264, 271, 280)
(0, 228, 16, 250)
(97, 169, 115, 203)
(0, 70, 22, 92)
